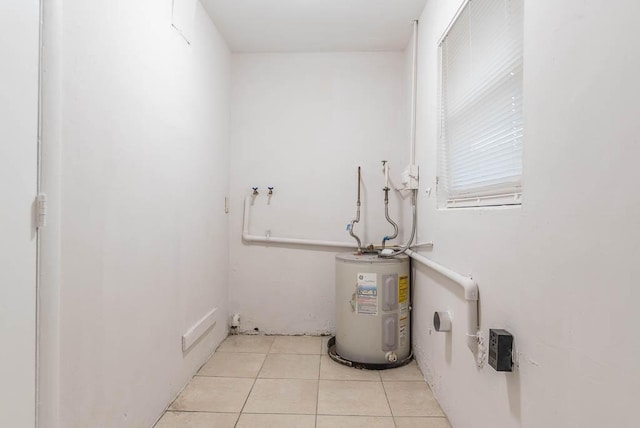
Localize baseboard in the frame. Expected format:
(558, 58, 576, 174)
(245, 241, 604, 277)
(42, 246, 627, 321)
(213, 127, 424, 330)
(182, 307, 217, 352)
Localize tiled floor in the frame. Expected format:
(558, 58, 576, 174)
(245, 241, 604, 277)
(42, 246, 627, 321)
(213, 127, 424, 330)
(155, 335, 451, 428)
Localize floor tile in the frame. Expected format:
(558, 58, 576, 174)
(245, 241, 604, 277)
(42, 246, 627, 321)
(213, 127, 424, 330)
(198, 352, 266, 378)
(258, 354, 320, 379)
(379, 360, 425, 381)
(270, 336, 322, 354)
(235, 413, 316, 428)
(321, 336, 331, 354)
(169, 377, 254, 413)
(317, 380, 391, 416)
(395, 417, 452, 427)
(319, 356, 380, 381)
(243, 378, 318, 414)
(316, 415, 395, 428)
(154, 411, 237, 428)
(384, 381, 445, 417)
(158, 336, 451, 428)
(216, 334, 274, 353)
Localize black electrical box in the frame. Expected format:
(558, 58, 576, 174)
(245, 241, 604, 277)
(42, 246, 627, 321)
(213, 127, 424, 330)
(489, 329, 513, 372)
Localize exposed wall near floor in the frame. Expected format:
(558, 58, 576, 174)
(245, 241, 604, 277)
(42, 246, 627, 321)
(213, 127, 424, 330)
(48, 1, 231, 426)
(229, 52, 409, 335)
(411, 1, 640, 427)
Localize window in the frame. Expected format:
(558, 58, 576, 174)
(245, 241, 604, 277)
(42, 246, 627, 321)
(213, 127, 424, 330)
(439, 0, 524, 208)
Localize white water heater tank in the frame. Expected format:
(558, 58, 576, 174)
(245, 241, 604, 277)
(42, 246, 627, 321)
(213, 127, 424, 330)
(334, 253, 410, 365)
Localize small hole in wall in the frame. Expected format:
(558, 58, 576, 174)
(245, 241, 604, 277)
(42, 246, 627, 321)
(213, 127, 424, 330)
(254, 327, 259, 332)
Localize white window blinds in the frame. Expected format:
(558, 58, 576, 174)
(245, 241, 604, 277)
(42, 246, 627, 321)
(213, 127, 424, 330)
(439, 0, 524, 207)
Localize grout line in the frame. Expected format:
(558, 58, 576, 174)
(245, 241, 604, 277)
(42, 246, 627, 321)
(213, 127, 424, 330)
(234, 412, 317, 416)
(156, 350, 219, 423)
(195, 352, 267, 379)
(163, 410, 238, 414)
(315, 412, 397, 417)
(265, 336, 276, 354)
(233, 349, 269, 428)
(380, 378, 397, 428)
(315, 352, 321, 428)
(394, 416, 449, 418)
(216, 336, 442, 427)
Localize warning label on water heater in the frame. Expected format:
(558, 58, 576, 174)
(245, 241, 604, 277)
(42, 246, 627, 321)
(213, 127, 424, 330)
(398, 275, 409, 304)
(399, 275, 409, 346)
(356, 273, 377, 315)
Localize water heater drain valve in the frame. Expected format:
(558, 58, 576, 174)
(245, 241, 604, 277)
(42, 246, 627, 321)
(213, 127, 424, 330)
(385, 351, 398, 363)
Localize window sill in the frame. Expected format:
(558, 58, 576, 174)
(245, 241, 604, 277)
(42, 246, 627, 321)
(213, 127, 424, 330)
(444, 192, 522, 209)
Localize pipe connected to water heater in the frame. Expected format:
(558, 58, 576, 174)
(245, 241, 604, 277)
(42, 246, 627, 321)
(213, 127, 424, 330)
(381, 188, 399, 248)
(379, 21, 419, 258)
(380, 190, 417, 258)
(348, 167, 363, 252)
(381, 161, 399, 248)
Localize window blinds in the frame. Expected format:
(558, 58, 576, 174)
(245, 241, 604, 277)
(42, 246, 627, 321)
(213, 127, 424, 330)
(439, 0, 524, 206)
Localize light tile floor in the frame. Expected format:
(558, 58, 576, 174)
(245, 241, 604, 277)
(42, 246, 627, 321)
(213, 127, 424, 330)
(155, 335, 451, 428)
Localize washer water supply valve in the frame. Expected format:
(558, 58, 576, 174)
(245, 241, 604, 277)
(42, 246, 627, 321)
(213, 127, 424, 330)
(252, 187, 259, 196)
(489, 329, 514, 372)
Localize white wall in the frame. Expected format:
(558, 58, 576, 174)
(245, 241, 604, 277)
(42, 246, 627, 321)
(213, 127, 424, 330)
(411, 1, 640, 427)
(43, 1, 231, 427)
(0, 1, 39, 426)
(229, 52, 409, 335)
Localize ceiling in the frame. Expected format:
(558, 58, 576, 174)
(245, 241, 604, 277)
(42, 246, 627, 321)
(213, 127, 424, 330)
(200, 0, 427, 53)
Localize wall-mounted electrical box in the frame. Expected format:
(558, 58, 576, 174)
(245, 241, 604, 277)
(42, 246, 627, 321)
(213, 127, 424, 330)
(489, 329, 513, 372)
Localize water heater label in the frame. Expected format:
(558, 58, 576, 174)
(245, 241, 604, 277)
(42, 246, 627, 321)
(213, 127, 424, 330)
(356, 273, 377, 315)
(399, 275, 409, 346)
(398, 275, 409, 304)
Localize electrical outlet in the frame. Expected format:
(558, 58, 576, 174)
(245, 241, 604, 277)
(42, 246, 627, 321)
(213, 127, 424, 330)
(489, 329, 514, 372)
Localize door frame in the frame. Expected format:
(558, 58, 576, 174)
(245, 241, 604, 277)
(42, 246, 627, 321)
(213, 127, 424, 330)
(37, 0, 63, 427)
